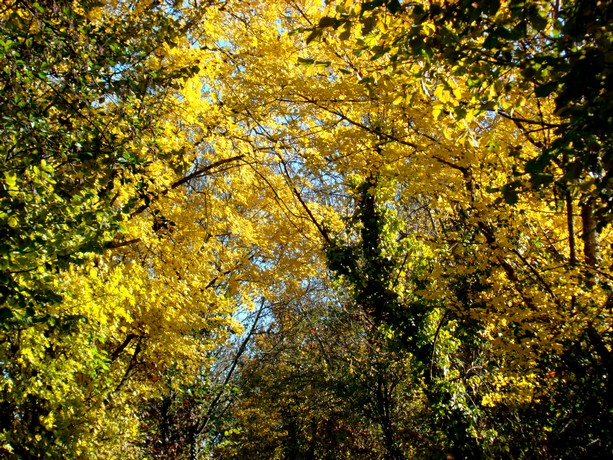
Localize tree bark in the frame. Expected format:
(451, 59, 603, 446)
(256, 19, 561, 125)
(581, 198, 598, 273)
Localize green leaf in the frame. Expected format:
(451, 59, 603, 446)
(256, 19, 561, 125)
(361, 0, 386, 12)
(4, 171, 17, 188)
(525, 152, 552, 174)
(305, 30, 322, 44)
(339, 27, 351, 41)
(0, 307, 15, 322)
(318, 17, 339, 29)
(297, 57, 315, 66)
(386, 0, 402, 14)
(528, 11, 548, 31)
(534, 81, 558, 98)
(530, 173, 553, 188)
(501, 182, 520, 205)
(564, 161, 583, 181)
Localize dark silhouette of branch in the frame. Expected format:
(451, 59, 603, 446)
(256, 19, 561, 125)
(130, 154, 245, 218)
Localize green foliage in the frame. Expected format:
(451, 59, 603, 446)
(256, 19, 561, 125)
(326, 176, 401, 325)
(1, 0, 612, 458)
(0, 0, 200, 326)
(0, 1, 205, 456)
(316, 0, 613, 226)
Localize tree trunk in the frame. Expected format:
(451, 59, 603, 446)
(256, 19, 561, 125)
(581, 198, 598, 275)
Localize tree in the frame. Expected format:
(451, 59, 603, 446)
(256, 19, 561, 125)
(312, 0, 612, 225)
(0, 0, 204, 325)
(213, 0, 613, 454)
(2, 0, 612, 457)
(301, 1, 613, 455)
(0, 1, 223, 456)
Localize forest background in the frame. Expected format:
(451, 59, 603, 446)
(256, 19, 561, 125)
(1, 0, 612, 458)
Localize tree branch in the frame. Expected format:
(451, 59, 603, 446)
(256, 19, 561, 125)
(130, 155, 245, 218)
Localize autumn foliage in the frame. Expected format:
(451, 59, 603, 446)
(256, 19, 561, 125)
(1, 0, 612, 458)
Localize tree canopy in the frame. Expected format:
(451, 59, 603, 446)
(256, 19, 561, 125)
(1, 0, 612, 458)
